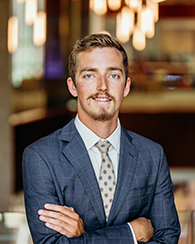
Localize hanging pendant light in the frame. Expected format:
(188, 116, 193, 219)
(139, 5, 155, 38)
(8, 16, 18, 53)
(90, 0, 107, 15)
(116, 6, 134, 43)
(25, 0, 37, 25)
(125, 0, 142, 12)
(147, 0, 159, 22)
(108, 0, 121, 11)
(33, 11, 47, 46)
(146, 19, 155, 38)
(132, 24, 146, 51)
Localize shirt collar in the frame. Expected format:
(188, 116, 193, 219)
(74, 114, 121, 154)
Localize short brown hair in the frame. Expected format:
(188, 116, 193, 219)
(68, 33, 129, 85)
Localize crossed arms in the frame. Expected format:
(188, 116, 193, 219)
(23, 141, 180, 244)
(38, 203, 154, 242)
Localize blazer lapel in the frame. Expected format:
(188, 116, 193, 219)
(60, 120, 106, 227)
(107, 127, 139, 225)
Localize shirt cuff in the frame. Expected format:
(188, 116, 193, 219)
(127, 222, 138, 244)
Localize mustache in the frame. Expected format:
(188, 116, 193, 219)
(88, 92, 115, 102)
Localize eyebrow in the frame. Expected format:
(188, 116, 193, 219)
(79, 67, 123, 75)
(79, 68, 97, 75)
(107, 67, 123, 73)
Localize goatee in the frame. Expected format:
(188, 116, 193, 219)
(87, 92, 116, 122)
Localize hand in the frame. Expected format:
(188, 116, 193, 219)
(38, 204, 86, 238)
(130, 217, 154, 242)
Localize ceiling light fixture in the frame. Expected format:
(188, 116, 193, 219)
(90, 0, 166, 51)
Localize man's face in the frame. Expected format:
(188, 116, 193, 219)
(67, 47, 130, 123)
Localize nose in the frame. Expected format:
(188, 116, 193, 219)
(97, 75, 108, 91)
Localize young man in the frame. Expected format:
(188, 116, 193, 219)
(23, 33, 180, 244)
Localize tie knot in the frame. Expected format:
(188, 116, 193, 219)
(95, 140, 111, 153)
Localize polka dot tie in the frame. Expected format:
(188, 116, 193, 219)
(95, 140, 116, 221)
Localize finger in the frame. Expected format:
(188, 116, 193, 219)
(44, 203, 74, 218)
(39, 209, 79, 222)
(39, 208, 83, 230)
(45, 221, 83, 238)
(38, 205, 86, 237)
(39, 213, 84, 238)
(44, 220, 76, 238)
(68, 207, 75, 212)
(44, 204, 68, 212)
(44, 204, 78, 219)
(45, 221, 67, 235)
(39, 214, 68, 227)
(38, 209, 73, 224)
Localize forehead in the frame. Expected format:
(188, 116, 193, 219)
(77, 47, 123, 68)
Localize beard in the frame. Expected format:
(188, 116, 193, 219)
(86, 92, 116, 122)
(89, 106, 115, 121)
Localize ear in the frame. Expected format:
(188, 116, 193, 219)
(123, 77, 131, 98)
(67, 77, 78, 97)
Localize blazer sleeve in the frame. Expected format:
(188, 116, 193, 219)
(139, 147, 180, 244)
(22, 145, 136, 244)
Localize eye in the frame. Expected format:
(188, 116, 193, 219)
(110, 73, 119, 79)
(84, 74, 93, 79)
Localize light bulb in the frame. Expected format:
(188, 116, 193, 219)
(139, 6, 154, 37)
(116, 6, 134, 43)
(147, 0, 159, 22)
(33, 12, 47, 46)
(90, 0, 107, 15)
(125, 0, 142, 12)
(8, 16, 18, 53)
(132, 25, 146, 51)
(25, 0, 37, 25)
(108, 0, 121, 11)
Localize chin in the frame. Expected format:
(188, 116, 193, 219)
(89, 108, 116, 122)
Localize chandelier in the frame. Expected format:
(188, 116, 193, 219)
(89, 0, 166, 51)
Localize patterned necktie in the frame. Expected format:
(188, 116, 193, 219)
(95, 140, 116, 220)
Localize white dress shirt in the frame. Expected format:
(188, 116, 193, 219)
(74, 115, 137, 244)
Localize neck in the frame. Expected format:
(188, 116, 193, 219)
(78, 114, 118, 139)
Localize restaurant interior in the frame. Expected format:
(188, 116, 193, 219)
(0, 0, 195, 243)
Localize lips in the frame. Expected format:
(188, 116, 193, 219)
(93, 97, 112, 102)
(90, 92, 113, 102)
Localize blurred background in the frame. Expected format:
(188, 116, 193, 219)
(0, 0, 195, 243)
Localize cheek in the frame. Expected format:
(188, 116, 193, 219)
(76, 86, 92, 104)
(110, 84, 126, 97)
(77, 82, 95, 93)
